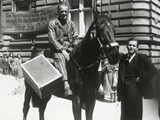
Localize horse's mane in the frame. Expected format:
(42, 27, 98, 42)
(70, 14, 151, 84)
(96, 15, 114, 32)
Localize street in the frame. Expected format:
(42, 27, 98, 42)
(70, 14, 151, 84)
(0, 74, 159, 120)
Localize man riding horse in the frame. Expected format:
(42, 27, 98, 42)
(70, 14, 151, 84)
(48, 2, 79, 97)
(23, 2, 78, 120)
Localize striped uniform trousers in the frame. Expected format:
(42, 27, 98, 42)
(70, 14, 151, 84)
(53, 53, 68, 81)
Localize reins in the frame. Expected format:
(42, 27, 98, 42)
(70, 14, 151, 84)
(70, 37, 119, 70)
(70, 51, 100, 70)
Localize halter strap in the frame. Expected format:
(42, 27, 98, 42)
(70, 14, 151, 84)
(70, 52, 100, 70)
(97, 37, 119, 49)
(70, 39, 119, 70)
(97, 37, 103, 48)
(106, 42, 119, 48)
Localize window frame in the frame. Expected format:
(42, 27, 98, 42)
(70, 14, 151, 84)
(12, 1, 32, 12)
(69, 0, 94, 37)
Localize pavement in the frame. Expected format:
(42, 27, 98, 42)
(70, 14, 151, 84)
(0, 74, 159, 120)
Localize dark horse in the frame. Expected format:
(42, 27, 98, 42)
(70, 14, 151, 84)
(23, 50, 52, 120)
(67, 14, 120, 120)
(22, 14, 120, 120)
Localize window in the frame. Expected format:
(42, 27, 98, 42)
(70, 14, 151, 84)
(12, 1, 36, 39)
(69, 0, 93, 37)
(16, 5, 30, 11)
(70, 0, 79, 9)
(13, 1, 31, 12)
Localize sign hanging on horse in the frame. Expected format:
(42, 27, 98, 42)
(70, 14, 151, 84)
(21, 54, 62, 99)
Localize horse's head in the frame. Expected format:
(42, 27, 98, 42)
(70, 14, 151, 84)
(95, 15, 120, 64)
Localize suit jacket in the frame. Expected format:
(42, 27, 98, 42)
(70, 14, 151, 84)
(117, 53, 158, 100)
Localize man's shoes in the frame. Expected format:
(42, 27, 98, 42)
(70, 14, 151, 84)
(65, 87, 73, 97)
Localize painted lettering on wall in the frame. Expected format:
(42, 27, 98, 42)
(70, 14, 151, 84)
(2, 6, 57, 33)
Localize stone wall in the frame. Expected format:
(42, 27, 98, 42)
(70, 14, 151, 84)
(1, 0, 160, 69)
(98, 0, 160, 69)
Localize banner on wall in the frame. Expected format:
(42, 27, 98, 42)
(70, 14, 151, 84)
(2, 6, 57, 34)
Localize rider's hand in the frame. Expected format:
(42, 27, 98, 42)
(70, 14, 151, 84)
(62, 49, 70, 61)
(136, 77, 140, 82)
(46, 58, 54, 63)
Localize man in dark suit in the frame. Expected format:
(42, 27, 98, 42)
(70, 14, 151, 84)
(117, 38, 158, 120)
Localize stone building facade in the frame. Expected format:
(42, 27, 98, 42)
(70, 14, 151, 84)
(0, 0, 160, 68)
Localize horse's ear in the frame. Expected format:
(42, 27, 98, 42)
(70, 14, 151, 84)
(106, 11, 112, 19)
(93, 0, 101, 21)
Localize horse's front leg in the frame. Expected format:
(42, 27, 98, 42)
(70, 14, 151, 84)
(23, 94, 31, 120)
(72, 95, 82, 120)
(85, 92, 96, 120)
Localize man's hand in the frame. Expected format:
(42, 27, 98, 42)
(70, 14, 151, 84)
(46, 58, 54, 63)
(62, 49, 70, 61)
(136, 77, 140, 82)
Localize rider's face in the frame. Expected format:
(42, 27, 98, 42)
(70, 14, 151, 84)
(58, 5, 69, 20)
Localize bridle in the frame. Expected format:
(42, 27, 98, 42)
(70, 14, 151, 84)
(97, 37, 119, 52)
(70, 38, 119, 71)
(70, 17, 119, 70)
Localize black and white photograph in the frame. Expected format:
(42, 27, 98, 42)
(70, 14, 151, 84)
(0, 0, 160, 120)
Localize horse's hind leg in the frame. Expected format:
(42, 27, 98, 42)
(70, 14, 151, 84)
(85, 95, 96, 120)
(72, 95, 82, 120)
(23, 81, 32, 120)
(23, 97, 31, 120)
(39, 95, 51, 120)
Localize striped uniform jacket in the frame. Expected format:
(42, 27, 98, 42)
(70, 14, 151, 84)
(48, 18, 78, 81)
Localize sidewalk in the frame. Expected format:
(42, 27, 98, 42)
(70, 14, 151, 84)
(0, 74, 159, 120)
(143, 98, 159, 120)
(26, 96, 159, 120)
